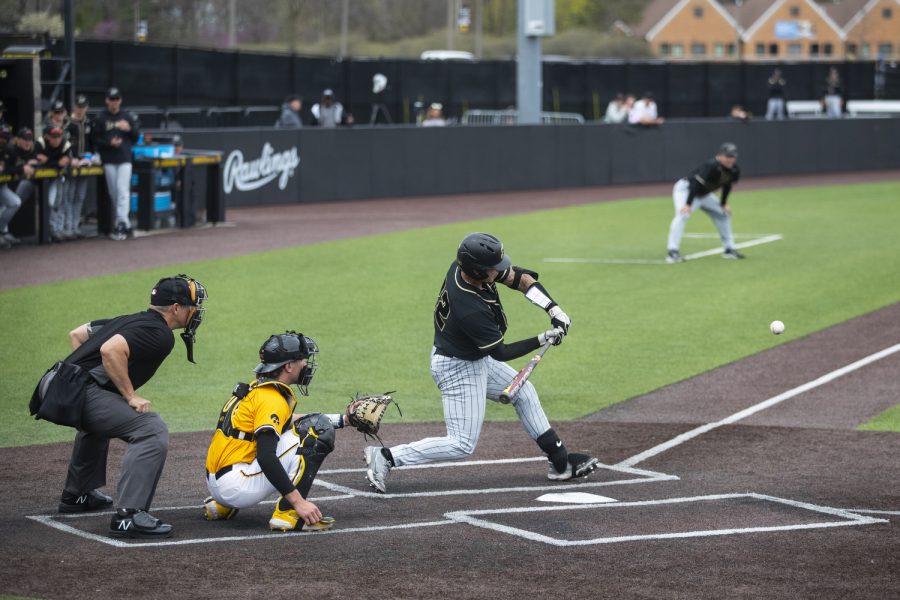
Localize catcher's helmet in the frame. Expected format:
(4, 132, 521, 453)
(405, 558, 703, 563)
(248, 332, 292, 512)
(254, 331, 319, 395)
(456, 232, 511, 280)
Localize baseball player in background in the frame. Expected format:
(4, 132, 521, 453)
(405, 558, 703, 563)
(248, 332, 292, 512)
(365, 232, 599, 493)
(666, 142, 744, 263)
(204, 331, 358, 532)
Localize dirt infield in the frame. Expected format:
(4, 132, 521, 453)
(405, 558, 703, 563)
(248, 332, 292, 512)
(1, 172, 898, 599)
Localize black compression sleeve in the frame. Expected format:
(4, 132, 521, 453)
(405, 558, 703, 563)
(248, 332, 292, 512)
(255, 430, 296, 497)
(720, 184, 731, 205)
(487, 336, 542, 361)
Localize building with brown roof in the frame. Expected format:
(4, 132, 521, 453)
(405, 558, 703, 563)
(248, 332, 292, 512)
(738, 0, 845, 59)
(829, 0, 900, 59)
(632, 0, 743, 59)
(631, 0, 900, 60)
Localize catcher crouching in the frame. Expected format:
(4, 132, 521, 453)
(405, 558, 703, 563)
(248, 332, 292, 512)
(203, 331, 358, 532)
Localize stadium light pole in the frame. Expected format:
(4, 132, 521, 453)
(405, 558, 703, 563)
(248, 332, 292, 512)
(517, 0, 554, 124)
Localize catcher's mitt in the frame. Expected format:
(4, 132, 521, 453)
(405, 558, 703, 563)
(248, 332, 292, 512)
(347, 392, 399, 439)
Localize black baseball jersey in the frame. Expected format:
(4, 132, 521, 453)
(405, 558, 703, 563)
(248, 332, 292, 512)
(66, 115, 95, 157)
(686, 158, 740, 205)
(8, 141, 38, 176)
(92, 108, 140, 165)
(65, 310, 175, 391)
(36, 137, 72, 168)
(433, 263, 508, 360)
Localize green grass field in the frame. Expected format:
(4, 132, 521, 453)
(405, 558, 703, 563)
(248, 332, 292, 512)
(3, 181, 899, 448)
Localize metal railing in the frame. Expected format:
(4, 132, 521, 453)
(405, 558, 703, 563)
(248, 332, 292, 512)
(461, 109, 585, 125)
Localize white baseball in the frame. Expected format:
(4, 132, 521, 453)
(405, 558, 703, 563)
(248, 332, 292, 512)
(769, 320, 785, 335)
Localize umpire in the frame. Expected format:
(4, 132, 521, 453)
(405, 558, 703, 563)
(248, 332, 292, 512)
(44, 275, 207, 539)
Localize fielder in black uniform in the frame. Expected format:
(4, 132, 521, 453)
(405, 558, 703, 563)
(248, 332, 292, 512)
(666, 142, 744, 263)
(35, 275, 207, 539)
(365, 232, 599, 493)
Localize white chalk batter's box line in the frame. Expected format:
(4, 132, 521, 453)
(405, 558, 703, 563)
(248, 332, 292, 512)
(444, 493, 888, 547)
(543, 232, 783, 265)
(24, 458, 678, 548)
(313, 456, 677, 499)
(25, 491, 888, 550)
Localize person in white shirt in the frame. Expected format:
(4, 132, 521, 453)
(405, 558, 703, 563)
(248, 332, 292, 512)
(603, 93, 628, 124)
(628, 92, 664, 126)
(421, 103, 447, 127)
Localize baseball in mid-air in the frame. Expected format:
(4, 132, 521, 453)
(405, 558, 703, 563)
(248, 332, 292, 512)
(769, 320, 785, 335)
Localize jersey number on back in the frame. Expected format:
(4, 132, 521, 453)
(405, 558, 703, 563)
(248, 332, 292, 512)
(434, 284, 450, 331)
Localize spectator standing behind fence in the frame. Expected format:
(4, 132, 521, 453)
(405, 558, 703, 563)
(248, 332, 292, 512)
(65, 94, 95, 239)
(275, 95, 303, 128)
(765, 69, 787, 120)
(0, 127, 21, 249)
(36, 125, 73, 242)
(310, 89, 354, 127)
(823, 67, 843, 118)
(629, 92, 665, 126)
(93, 87, 140, 241)
(421, 103, 447, 127)
(0, 100, 8, 129)
(603, 93, 628, 124)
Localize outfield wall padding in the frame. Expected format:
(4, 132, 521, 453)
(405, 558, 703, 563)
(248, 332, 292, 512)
(177, 118, 900, 208)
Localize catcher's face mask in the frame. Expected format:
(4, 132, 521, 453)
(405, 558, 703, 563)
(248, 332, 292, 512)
(296, 336, 318, 396)
(255, 332, 319, 396)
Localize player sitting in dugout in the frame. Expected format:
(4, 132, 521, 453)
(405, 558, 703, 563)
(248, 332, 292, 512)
(204, 331, 360, 532)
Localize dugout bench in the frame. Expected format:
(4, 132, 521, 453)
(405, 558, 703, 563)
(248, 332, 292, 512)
(95, 151, 224, 237)
(2, 165, 104, 245)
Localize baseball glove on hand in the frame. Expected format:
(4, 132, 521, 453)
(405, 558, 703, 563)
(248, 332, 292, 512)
(347, 392, 399, 439)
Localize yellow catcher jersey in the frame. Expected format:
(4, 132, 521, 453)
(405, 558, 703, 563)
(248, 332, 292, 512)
(205, 380, 297, 474)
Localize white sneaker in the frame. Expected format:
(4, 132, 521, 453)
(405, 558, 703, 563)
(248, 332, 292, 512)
(364, 446, 391, 493)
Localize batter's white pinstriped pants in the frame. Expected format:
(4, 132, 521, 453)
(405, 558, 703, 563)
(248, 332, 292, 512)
(389, 347, 552, 467)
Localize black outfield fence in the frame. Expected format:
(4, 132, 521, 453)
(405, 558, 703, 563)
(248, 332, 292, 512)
(61, 40, 900, 123)
(174, 117, 900, 208)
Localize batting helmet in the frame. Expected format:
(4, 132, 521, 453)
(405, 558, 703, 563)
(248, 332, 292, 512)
(456, 232, 511, 280)
(254, 331, 319, 395)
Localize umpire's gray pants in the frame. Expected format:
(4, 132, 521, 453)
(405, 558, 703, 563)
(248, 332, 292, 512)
(64, 383, 169, 511)
(667, 178, 735, 252)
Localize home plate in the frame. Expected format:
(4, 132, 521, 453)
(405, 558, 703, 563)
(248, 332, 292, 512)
(535, 492, 617, 504)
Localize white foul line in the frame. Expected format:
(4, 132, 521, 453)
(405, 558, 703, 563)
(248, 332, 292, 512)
(617, 341, 900, 468)
(544, 233, 782, 265)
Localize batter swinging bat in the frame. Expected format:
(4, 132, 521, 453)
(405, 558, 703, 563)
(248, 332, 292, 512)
(499, 341, 552, 403)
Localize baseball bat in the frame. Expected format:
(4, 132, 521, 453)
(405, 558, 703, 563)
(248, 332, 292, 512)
(499, 341, 553, 403)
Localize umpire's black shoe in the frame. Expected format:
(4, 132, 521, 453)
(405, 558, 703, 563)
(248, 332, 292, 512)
(58, 489, 114, 513)
(109, 509, 173, 539)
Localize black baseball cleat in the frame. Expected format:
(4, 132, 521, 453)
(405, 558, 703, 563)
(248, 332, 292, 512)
(58, 489, 114, 513)
(666, 249, 686, 263)
(548, 453, 600, 481)
(722, 248, 746, 260)
(109, 509, 173, 539)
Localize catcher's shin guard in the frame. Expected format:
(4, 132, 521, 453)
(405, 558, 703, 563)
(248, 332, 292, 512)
(291, 413, 335, 498)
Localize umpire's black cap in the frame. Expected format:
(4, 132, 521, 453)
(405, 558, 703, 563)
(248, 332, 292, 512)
(151, 276, 201, 306)
(718, 142, 738, 158)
